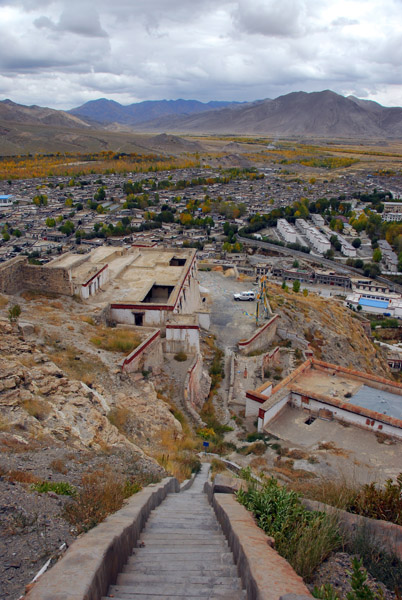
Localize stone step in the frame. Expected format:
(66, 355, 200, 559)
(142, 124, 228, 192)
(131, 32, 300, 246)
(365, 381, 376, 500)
(145, 524, 220, 531)
(122, 565, 239, 577)
(126, 557, 235, 569)
(109, 583, 245, 597)
(139, 533, 225, 542)
(102, 591, 246, 600)
(119, 571, 239, 585)
(117, 573, 242, 588)
(133, 545, 228, 555)
(136, 540, 228, 549)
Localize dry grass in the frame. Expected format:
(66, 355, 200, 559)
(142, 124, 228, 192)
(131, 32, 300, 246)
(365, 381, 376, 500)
(49, 301, 63, 309)
(90, 326, 141, 354)
(22, 398, 50, 421)
(0, 437, 34, 453)
(63, 467, 142, 533)
(273, 462, 317, 482)
(0, 294, 8, 309)
(317, 441, 350, 457)
(0, 416, 11, 432)
(20, 290, 60, 301)
(210, 458, 228, 479)
(50, 458, 68, 474)
(107, 407, 132, 434)
(291, 476, 360, 510)
(6, 470, 41, 484)
(79, 315, 96, 325)
(154, 420, 201, 482)
(50, 344, 104, 386)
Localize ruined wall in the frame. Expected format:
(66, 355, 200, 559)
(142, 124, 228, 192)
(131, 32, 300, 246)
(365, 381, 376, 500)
(0, 258, 72, 296)
(21, 264, 73, 295)
(0, 257, 25, 294)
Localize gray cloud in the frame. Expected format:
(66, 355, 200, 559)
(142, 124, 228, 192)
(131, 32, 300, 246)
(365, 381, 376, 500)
(0, 0, 400, 108)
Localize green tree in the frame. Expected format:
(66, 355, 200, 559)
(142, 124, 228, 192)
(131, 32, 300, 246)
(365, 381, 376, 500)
(373, 248, 382, 263)
(293, 280, 301, 293)
(46, 217, 56, 228)
(352, 238, 361, 249)
(8, 304, 21, 324)
(94, 187, 106, 202)
(303, 288, 308, 297)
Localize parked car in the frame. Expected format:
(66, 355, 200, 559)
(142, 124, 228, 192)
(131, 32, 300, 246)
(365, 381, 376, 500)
(233, 290, 256, 301)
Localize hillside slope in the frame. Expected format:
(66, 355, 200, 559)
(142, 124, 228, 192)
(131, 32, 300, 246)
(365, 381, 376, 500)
(135, 90, 402, 138)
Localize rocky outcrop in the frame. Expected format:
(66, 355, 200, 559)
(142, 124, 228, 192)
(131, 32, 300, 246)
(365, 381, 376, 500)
(0, 321, 181, 461)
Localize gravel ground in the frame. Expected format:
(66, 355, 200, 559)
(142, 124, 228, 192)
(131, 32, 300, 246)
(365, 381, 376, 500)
(308, 552, 398, 600)
(0, 443, 161, 600)
(0, 477, 74, 600)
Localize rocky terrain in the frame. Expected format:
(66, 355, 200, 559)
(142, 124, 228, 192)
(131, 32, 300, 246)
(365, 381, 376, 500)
(268, 282, 390, 377)
(0, 294, 187, 599)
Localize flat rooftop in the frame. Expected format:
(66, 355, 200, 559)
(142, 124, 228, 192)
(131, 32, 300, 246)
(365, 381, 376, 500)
(293, 368, 402, 421)
(251, 359, 402, 430)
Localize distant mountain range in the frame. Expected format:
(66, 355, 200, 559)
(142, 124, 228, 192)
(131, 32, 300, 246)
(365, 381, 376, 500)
(130, 90, 402, 138)
(1, 91, 402, 156)
(69, 98, 242, 126)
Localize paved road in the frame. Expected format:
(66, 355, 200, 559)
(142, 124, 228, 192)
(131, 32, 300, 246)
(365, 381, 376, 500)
(239, 235, 402, 293)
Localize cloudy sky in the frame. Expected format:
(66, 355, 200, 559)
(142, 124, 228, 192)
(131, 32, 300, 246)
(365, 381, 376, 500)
(0, 0, 401, 109)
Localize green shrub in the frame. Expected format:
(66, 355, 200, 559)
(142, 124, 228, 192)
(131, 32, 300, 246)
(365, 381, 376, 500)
(237, 476, 341, 580)
(174, 351, 188, 362)
(31, 481, 76, 496)
(348, 525, 402, 592)
(350, 473, 402, 525)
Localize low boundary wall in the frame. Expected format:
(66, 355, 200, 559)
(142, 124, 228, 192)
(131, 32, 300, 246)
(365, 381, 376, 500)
(183, 355, 206, 425)
(238, 314, 280, 355)
(205, 483, 312, 600)
(121, 329, 161, 373)
(26, 477, 179, 600)
(302, 499, 402, 561)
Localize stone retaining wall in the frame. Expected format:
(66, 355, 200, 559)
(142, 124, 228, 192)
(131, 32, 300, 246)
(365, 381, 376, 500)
(25, 477, 179, 600)
(121, 329, 162, 373)
(238, 314, 280, 356)
(302, 498, 402, 561)
(0, 257, 73, 296)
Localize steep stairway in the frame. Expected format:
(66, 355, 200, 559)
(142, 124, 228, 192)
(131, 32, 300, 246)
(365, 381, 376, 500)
(102, 463, 246, 599)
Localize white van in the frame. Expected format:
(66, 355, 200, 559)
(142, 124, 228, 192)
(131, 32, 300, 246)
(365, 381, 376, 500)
(233, 290, 256, 301)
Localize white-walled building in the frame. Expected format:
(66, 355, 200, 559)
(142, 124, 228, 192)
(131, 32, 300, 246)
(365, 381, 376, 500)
(277, 218, 297, 243)
(296, 219, 331, 254)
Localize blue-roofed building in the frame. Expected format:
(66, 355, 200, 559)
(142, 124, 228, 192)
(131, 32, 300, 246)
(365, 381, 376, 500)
(0, 195, 13, 206)
(359, 298, 389, 310)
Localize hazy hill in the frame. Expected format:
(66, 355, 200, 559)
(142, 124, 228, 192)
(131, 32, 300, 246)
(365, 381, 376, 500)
(70, 98, 241, 126)
(134, 90, 402, 138)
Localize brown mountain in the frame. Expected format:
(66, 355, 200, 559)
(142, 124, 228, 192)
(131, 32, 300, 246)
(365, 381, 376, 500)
(134, 90, 402, 138)
(0, 99, 91, 129)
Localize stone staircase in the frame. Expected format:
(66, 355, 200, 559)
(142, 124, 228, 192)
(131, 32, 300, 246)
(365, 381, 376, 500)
(102, 464, 247, 600)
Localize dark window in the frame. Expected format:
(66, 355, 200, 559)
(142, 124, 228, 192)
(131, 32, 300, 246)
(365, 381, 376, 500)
(134, 313, 144, 326)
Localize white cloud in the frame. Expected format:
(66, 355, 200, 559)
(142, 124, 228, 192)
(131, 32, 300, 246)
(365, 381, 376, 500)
(0, 0, 400, 109)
